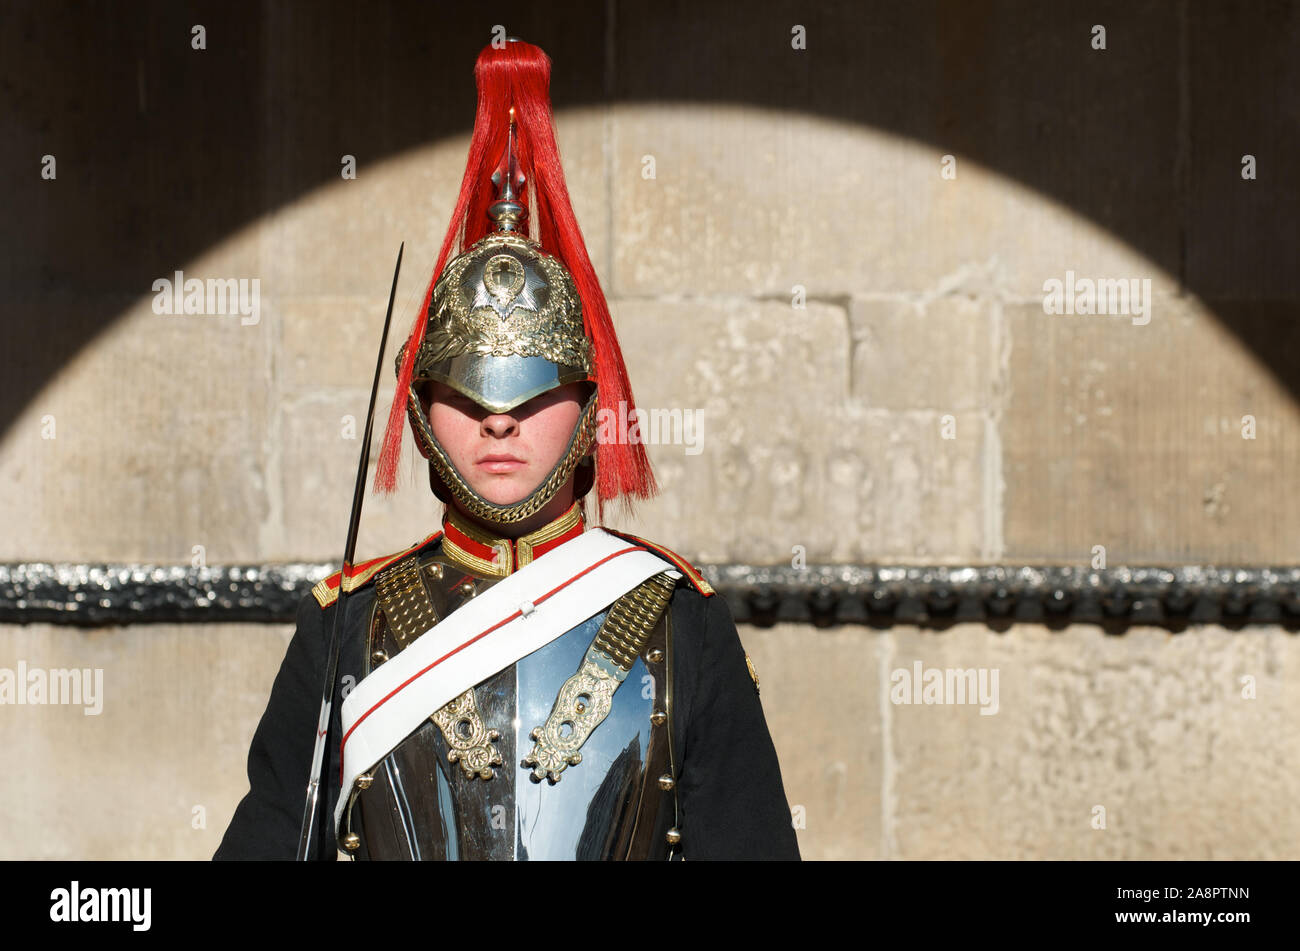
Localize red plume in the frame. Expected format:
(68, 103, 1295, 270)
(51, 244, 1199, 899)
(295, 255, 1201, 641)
(373, 40, 657, 521)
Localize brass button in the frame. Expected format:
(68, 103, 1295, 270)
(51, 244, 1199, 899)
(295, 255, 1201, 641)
(457, 581, 476, 597)
(371, 649, 389, 664)
(665, 827, 682, 846)
(650, 710, 667, 727)
(426, 563, 444, 580)
(341, 833, 360, 852)
(355, 773, 373, 791)
(657, 773, 675, 791)
(647, 648, 665, 663)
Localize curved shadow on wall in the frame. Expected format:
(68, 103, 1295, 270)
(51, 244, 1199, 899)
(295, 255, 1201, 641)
(4, 0, 1298, 432)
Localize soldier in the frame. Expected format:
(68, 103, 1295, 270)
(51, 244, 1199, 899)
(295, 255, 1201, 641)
(215, 37, 798, 861)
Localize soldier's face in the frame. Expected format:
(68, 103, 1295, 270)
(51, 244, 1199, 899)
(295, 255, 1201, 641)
(427, 381, 583, 506)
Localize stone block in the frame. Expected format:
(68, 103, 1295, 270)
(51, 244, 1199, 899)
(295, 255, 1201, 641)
(890, 623, 1300, 859)
(1003, 293, 1300, 563)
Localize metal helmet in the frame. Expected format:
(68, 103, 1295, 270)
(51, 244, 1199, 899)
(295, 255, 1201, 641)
(398, 119, 599, 524)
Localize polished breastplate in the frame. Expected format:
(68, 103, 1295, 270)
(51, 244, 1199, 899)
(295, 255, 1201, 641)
(341, 549, 680, 860)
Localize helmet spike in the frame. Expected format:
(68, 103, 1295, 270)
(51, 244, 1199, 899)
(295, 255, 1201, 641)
(488, 107, 527, 234)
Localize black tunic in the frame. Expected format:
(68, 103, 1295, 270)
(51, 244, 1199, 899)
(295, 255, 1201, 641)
(214, 538, 800, 861)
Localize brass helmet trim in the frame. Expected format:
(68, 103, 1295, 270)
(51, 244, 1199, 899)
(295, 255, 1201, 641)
(414, 232, 593, 380)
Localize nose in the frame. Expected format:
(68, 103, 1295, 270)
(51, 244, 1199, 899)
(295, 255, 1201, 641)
(481, 412, 519, 438)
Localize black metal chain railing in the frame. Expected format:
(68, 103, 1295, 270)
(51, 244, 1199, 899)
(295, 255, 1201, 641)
(3, 561, 1300, 630)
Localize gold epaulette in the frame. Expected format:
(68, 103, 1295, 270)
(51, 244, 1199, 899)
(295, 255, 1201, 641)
(311, 530, 444, 609)
(600, 529, 716, 597)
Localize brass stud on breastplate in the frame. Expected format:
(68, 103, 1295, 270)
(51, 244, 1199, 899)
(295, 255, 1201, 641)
(457, 581, 476, 597)
(371, 649, 388, 665)
(650, 710, 667, 726)
(355, 773, 373, 790)
(665, 827, 682, 846)
(341, 833, 361, 852)
(426, 563, 444, 580)
(647, 648, 665, 663)
(657, 773, 675, 791)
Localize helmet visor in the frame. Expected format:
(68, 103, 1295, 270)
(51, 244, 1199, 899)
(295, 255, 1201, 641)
(421, 353, 591, 414)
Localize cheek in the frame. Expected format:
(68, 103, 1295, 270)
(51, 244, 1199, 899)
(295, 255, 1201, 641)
(429, 406, 473, 451)
(538, 402, 583, 454)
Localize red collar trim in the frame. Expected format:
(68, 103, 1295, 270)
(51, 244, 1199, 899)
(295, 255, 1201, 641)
(441, 503, 586, 575)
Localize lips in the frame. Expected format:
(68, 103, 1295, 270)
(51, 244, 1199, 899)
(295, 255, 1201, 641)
(477, 453, 525, 473)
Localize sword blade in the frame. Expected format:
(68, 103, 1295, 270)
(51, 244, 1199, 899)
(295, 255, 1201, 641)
(296, 241, 404, 860)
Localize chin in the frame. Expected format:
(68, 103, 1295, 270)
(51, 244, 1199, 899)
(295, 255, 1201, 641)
(473, 476, 534, 507)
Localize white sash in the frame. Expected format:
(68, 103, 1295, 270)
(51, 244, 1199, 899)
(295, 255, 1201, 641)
(333, 527, 677, 832)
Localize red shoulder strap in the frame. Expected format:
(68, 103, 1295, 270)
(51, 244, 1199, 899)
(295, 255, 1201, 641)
(601, 529, 715, 597)
(312, 530, 444, 608)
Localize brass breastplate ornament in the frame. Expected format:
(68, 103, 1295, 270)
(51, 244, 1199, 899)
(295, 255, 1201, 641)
(523, 571, 677, 782)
